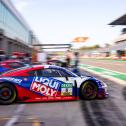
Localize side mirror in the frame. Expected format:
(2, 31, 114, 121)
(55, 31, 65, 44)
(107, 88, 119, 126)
(65, 76, 69, 81)
(61, 62, 67, 67)
(80, 75, 84, 77)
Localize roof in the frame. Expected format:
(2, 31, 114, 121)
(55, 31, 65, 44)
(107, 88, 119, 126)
(109, 14, 126, 25)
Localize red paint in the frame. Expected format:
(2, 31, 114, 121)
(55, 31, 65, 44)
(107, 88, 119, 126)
(15, 85, 78, 102)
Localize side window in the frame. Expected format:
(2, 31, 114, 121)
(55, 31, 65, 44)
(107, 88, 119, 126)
(37, 69, 44, 76)
(41, 69, 62, 77)
(28, 70, 37, 76)
(58, 70, 75, 77)
(29, 70, 42, 76)
(28, 69, 77, 77)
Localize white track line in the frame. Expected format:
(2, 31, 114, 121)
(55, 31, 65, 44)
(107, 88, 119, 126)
(5, 104, 25, 126)
(81, 64, 126, 75)
(80, 66, 126, 86)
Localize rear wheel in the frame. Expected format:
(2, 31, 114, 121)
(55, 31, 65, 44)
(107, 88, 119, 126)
(0, 83, 17, 104)
(80, 81, 98, 100)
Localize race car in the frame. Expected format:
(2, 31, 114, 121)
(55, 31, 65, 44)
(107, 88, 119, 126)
(0, 60, 28, 74)
(0, 65, 108, 104)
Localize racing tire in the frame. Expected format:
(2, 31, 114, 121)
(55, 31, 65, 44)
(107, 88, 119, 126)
(0, 83, 17, 105)
(80, 81, 98, 100)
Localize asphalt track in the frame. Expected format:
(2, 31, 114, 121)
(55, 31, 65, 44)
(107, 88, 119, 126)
(0, 65, 126, 125)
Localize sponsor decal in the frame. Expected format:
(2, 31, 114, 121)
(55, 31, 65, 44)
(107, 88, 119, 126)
(61, 83, 73, 96)
(0, 77, 22, 84)
(35, 98, 41, 100)
(41, 96, 74, 101)
(30, 77, 61, 97)
(31, 82, 58, 96)
(23, 78, 28, 81)
(34, 77, 60, 90)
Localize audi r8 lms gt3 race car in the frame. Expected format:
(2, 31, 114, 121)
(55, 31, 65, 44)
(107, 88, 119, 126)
(0, 60, 28, 74)
(0, 65, 108, 104)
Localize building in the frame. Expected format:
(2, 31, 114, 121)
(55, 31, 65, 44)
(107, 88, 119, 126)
(86, 14, 126, 59)
(0, 0, 39, 55)
(77, 14, 126, 59)
(108, 14, 126, 59)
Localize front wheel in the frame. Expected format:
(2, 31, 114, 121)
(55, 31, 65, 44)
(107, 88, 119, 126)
(0, 83, 17, 104)
(80, 81, 98, 100)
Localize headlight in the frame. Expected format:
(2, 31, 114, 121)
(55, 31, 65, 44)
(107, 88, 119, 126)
(97, 80, 107, 87)
(100, 80, 107, 87)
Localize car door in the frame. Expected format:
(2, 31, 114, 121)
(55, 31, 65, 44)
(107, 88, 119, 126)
(30, 68, 75, 98)
(57, 69, 77, 97)
(40, 68, 75, 97)
(29, 68, 62, 97)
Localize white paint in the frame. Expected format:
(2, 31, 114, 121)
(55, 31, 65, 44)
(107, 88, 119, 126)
(82, 64, 126, 75)
(80, 66, 126, 86)
(5, 115, 18, 126)
(102, 71, 118, 76)
(5, 104, 25, 126)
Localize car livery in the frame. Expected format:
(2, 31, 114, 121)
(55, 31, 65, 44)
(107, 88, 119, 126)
(0, 65, 108, 104)
(0, 66, 9, 74)
(0, 60, 28, 74)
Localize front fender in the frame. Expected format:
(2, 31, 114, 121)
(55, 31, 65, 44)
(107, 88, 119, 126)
(79, 77, 102, 89)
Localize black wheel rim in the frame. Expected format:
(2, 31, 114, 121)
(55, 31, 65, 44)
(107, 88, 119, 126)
(83, 83, 97, 99)
(0, 87, 13, 100)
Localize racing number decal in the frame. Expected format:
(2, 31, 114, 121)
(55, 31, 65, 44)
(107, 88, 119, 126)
(61, 83, 73, 96)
